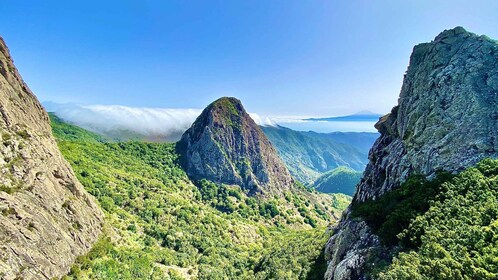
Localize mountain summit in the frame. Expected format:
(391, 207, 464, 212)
(325, 26, 498, 280)
(177, 97, 293, 195)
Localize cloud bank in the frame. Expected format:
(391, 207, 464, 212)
(44, 102, 378, 142)
(44, 102, 202, 141)
(248, 113, 277, 127)
(44, 102, 280, 142)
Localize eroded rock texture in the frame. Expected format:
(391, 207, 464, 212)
(325, 27, 498, 280)
(0, 37, 103, 279)
(177, 97, 294, 196)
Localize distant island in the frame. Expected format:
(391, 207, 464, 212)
(305, 111, 382, 122)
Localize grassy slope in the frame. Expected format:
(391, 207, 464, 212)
(50, 114, 351, 280)
(312, 166, 363, 196)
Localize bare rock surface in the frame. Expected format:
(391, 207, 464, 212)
(325, 27, 498, 279)
(0, 37, 103, 280)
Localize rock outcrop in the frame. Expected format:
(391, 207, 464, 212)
(0, 37, 103, 279)
(177, 97, 294, 195)
(325, 27, 498, 279)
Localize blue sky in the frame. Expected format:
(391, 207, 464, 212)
(1, 0, 497, 116)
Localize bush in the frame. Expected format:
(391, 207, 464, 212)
(351, 172, 453, 247)
(355, 159, 498, 279)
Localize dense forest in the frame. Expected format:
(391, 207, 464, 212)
(311, 167, 363, 196)
(50, 114, 350, 279)
(261, 126, 376, 184)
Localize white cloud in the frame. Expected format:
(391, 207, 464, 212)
(248, 113, 277, 127)
(44, 103, 378, 142)
(46, 103, 202, 141)
(46, 103, 283, 141)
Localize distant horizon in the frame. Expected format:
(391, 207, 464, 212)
(42, 100, 386, 119)
(44, 101, 381, 137)
(2, 1, 497, 116)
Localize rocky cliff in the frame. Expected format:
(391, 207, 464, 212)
(177, 97, 294, 195)
(324, 27, 498, 279)
(0, 37, 103, 279)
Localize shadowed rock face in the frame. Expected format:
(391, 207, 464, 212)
(177, 97, 293, 195)
(0, 37, 103, 279)
(325, 27, 498, 280)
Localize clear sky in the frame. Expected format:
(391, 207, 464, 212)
(1, 1, 497, 116)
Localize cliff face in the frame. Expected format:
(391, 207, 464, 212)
(325, 27, 498, 280)
(0, 37, 103, 279)
(177, 97, 294, 195)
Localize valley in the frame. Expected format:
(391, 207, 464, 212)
(50, 112, 349, 279)
(262, 126, 376, 184)
(0, 3, 497, 279)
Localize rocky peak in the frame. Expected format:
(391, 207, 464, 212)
(325, 27, 498, 280)
(177, 97, 293, 195)
(358, 26, 498, 202)
(0, 37, 103, 279)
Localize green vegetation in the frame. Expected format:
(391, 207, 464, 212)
(216, 97, 240, 117)
(253, 229, 332, 279)
(353, 158, 498, 279)
(212, 97, 242, 129)
(50, 113, 108, 143)
(312, 166, 362, 196)
(261, 126, 377, 184)
(51, 115, 348, 279)
(330, 193, 351, 211)
(351, 171, 454, 246)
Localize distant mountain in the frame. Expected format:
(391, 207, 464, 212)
(311, 167, 362, 196)
(305, 111, 382, 122)
(261, 125, 378, 184)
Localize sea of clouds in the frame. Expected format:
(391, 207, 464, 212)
(44, 102, 281, 141)
(44, 102, 377, 142)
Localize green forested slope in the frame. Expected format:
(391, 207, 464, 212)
(352, 158, 498, 279)
(50, 113, 109, 143)
(261, 126, 377, 184)
(312, 167, 362, 196)
(49, 114, 350, 280)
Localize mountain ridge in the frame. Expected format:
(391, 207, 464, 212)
(47, 100, 348, 279)
(311, 167, 362, 196)
(0, 36, 103, 279)
(262, 125, 377, 184)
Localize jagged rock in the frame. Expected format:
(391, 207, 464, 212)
(177, 97, 294, 195)
(325, 27, 498, 279)
(0, 37, 103, 279)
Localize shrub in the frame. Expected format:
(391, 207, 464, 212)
(351, 172, 453, 247)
